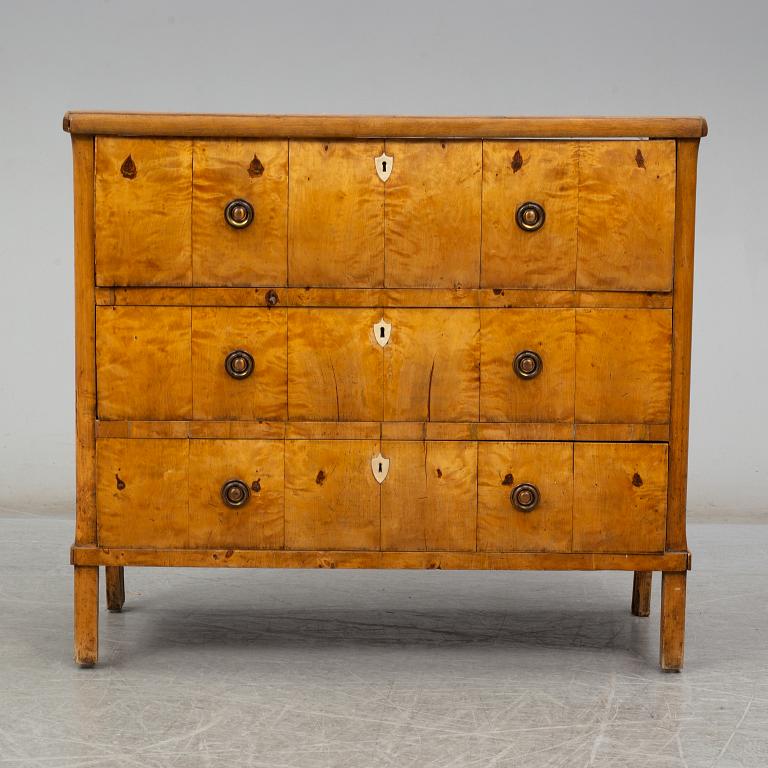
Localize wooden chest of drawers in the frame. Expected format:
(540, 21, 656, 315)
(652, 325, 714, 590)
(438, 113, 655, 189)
(65, 113, 706, 669)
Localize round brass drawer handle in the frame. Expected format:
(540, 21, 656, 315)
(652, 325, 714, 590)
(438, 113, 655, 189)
(221, 479, 250, 508)
(510, 483, 540, 512)
(224, 198, 254, 229)
(516, 201, 545, 232)
(225, 349, 254, 379)
(514, 350, 542, 379)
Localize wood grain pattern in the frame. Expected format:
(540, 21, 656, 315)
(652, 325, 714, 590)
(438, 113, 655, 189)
(73, 566, 99, 666)
(667, 140, 700, 552)
(94, 420, 669, 443)
(381, 441, 477, 551)
(95, 286, 674, 309)
(480, 309, 575, 422)
(631, 571, 652, 617)
(284, 439, 380, 550)
(288, 140, 384, 287)
(188, 440, 284, 549)
(65, 112, 709, 139)
(72, 136, 97, 546)
(478, 442, 573, 552)
(482, 141, 578, 288)
(96, 438, 189, 548)
(577, 141, 676, 291)
(575, 309, 672, 424)
(385, 141, 481, 288)
(287, 309, 383, 421)
(383, 309, 479, 421)
(96, 306, 192, 420)
(73, 546, 691, 571)
(192, 140, 288, 286)
(573, 443, 668, 553)
(95, 137, 192, 286)
(191, 308, 287, 420)
(105, 566, 125, 612)
(660, 571, 686, 671)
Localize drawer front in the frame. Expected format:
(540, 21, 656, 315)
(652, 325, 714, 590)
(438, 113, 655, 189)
(480, 309, 575, 422)
(574, 443, 668, 553)
(478, 442, 574, 552)
(94, 138, 673, 292)
(97, 307, 671, 425)
(288, 140, 385, 287)
(97, 438, 190, 548)
(95, 438, 668, 554)
(96, 138, 192, 286)
(192, 308, 287, 420)
(192, 140, 288, 286)
(381, 441, 477, 551)
(96, 306, 192, 420)
(481, 140, 675, 291)
(385, 140, 482, 288)
(284, 439, 381, 550)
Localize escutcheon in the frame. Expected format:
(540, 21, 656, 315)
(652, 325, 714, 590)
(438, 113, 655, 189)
(371, 453, 390, 484)
(374, 152, 393, 182)
(373, 318, 392, 347)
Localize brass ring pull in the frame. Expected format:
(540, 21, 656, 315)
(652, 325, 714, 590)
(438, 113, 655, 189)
(514, 350, 542, 379)
(225, 350, 254, 379)
(510, 483, 540, 512)
(221, 479, 250, 508)
(224, 199, 254, 229)
(516, 201, 545, 232)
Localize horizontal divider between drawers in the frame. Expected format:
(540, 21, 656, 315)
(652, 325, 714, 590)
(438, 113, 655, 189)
(94, 287, 673, 309)
(94, 420, 670, 442)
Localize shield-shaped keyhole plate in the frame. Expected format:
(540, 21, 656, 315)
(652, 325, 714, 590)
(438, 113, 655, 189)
(371, 453, 390, 484)
(375, 152, 393, 182)
(373, 318, 391, 347)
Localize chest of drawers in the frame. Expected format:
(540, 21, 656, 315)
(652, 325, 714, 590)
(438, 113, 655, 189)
(65, 113, 706, 670)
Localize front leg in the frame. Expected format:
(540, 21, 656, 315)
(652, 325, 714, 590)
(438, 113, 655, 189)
(660, 571, 687, 671)
(74, 566, 99, 666)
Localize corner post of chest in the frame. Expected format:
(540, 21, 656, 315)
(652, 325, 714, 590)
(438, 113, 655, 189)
(660, 136, 700, 672)
(71, 132, 100, 666)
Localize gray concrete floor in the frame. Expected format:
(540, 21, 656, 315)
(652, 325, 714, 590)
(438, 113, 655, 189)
(1, 513, 767, 767)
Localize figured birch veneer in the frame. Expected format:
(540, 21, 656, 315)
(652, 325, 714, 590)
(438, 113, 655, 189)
(67, 113, 704, 671)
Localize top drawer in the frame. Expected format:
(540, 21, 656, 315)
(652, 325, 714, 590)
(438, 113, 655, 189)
(94, 138, 675, 291)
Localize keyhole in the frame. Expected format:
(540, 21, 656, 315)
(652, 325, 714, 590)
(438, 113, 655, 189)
(380, 326, 385, 338)
(381, 160, 387, 173)
(378, 462, 383, 473)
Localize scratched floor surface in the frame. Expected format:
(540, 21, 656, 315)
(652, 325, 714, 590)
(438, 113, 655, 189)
(0, 512, 766, 768)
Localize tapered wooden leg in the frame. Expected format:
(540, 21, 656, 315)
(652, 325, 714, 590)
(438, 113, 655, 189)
(631, 571, 652, 616)
(106, 566, 125, 612)
(74, 566, 99, 667)
(660, 571, 686, 671)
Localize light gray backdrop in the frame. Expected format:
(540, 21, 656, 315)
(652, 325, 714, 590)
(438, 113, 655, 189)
(0, 0, 765, 518)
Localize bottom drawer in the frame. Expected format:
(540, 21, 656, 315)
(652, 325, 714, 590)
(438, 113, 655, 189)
(96, 438, 668, 554)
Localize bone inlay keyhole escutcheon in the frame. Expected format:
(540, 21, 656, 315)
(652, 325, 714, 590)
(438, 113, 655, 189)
(373, 318, 391, 347)
(375, 152, 393, 182)
(371, 453, 390, 483)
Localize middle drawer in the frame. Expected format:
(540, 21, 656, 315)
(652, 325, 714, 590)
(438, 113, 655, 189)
(96, 306, 671, 424)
